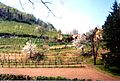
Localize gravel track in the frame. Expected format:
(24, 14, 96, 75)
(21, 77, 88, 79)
(0, 65, 119, 80)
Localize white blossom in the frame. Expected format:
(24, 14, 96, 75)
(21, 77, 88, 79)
(22, 40, 36, 54)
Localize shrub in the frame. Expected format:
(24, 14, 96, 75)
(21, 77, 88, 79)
(0, 74, 93, 80)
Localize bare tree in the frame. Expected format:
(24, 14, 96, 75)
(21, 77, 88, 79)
(19, 0, 63, 17)
(89, 27, 102, 65)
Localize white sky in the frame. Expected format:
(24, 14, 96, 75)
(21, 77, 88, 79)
(0, 0, 117, 34)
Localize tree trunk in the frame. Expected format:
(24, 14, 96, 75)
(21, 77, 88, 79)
(92, 41, 96, 65)
(29, 49, 32, 58)
(91, 35, 96, 65)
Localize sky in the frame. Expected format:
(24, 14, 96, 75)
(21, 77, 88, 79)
(0, 0, 120, 34)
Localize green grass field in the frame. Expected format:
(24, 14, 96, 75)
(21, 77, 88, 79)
(0, 21, 58, 36)
(0, 21, 59, 52)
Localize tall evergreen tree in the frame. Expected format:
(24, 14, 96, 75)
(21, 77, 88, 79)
(102, 0, 120, 67)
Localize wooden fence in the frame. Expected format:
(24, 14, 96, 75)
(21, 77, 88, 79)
(0, 53, 84, 68)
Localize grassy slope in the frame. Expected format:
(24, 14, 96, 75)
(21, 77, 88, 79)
(0, 21, 35, 35)
(0, 21, 58, 36)
(0, 21, 58, 53)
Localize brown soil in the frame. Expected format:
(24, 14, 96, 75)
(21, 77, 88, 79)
(0, 65, 119, 80)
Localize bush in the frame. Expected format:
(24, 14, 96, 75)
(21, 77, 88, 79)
(36, 76, 68, 80)
(0, 74, 33, 80)
(0, 74, 94, 80)
(31, 52, 45, 61)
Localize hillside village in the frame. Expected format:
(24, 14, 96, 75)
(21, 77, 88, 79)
(57, 27, 102, 49)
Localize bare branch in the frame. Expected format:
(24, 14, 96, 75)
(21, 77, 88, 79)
(44, 2, 52, 4)
(28, 0, 35, 9)
(19, 0, 24, 10)
(28, 0, 34, 5)
(60, 0, 64, 5)
(40, 0, 55, 17)
(19, 0, 56, 17)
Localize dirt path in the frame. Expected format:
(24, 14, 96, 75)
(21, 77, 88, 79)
(0, 65, 119, 80)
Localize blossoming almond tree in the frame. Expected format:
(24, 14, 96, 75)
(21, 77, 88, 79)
(22, 40, 36, 58)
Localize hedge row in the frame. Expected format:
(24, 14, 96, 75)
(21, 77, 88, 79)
(0, 74, 92, 81)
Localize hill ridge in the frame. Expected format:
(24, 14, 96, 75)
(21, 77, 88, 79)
(0, 2, 56, 31)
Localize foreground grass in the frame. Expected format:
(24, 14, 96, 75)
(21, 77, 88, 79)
(87, 58, 120, 77)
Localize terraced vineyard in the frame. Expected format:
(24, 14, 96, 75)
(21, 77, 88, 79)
(0, 46, 85, 68)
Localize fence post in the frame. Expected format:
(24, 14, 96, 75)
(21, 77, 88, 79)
(4, 53, 5, 60)
(15, 61, 17, 68)
(21, 58, 24, 68)
(48, 60, 51, 65)
(29, 60, 30, 68)
(3, 53, 5, 67)
(32, 60, 34, 68)
(2, 60, 4, 67)
(8, 59, 10, 68)
(0, 59, 1, 67)
(60, 59, 62, 65)
(35, 61, 37, 68)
